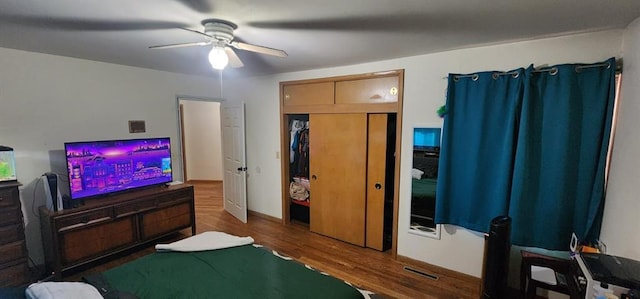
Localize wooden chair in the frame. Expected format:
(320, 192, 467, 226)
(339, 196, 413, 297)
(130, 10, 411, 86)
(520, 250, 582, 299)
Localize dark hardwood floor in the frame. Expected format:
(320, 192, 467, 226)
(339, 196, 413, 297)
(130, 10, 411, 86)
(67, 181, 481, 299)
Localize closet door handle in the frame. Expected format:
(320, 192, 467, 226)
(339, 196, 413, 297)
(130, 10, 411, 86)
(375, 183, 382, 190)
(312, 175, 317, 180)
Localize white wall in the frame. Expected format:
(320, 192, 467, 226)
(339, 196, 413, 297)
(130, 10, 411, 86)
(0, 47, 220, 266)
(223, 76, 285, 216)
(600, 17, 640, 261)
(226, 30, 625, 277)
(180, 100, 223, 181)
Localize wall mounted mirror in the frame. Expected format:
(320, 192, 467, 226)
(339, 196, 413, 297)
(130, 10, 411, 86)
(409, 127, 441, 239)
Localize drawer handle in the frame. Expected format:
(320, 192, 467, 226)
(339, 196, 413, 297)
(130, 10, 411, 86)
(87, 217, 111, 225)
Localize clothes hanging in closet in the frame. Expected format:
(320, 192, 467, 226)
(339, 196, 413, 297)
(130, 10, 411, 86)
(289, 119, 310, 203)
(290, 119, 309, 179)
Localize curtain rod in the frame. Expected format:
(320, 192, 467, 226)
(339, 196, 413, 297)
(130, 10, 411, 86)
(533, 62, 616, 74)
(449, 61, 622, 81)
(451, 70, 520, 81)
(534, 62, 609, 73)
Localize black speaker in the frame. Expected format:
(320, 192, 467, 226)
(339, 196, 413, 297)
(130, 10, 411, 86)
(45, 172, 59, 212)
(482, 216, 512, 299)
(42, 172, 64, 212)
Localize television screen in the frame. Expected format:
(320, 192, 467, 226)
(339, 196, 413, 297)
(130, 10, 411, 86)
(64, 137, 172, 200)
(0, 146, 17, 182)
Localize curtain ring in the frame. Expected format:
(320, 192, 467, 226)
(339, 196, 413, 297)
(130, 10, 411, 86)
(472, 74, 479, 81)
(512, 71, 519, 79)
(549, 67, 558, 76)
(606, 62, 611, 69)
(492, 73, 499, 80)
(453, 75, 460, 82)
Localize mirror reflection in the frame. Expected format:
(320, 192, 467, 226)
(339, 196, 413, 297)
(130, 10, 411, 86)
(410, 127, 441, 234)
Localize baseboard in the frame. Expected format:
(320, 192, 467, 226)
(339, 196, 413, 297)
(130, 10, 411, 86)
(248, 210, 282, 223)
(186, 179, 222, 183)
(396, 254, 481, 285)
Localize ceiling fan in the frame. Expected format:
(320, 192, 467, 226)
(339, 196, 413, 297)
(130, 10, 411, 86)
(149, 19, 288, 70)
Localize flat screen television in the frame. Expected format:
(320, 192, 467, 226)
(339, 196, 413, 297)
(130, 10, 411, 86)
(64, 137, 172, 200)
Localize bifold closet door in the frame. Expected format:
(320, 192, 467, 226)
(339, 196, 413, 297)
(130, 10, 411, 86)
(309, 113, 367, 246)
(366, 114, 388, 250)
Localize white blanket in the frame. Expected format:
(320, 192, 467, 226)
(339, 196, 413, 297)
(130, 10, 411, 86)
(25, 282, 103, 299)
(155, 231, 254, 252)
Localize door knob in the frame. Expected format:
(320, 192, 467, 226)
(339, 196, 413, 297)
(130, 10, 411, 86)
(375, 183, 382, 190)
(312, 175, 317, 180)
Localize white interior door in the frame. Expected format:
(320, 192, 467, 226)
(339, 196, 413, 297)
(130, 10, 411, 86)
(221, 101, 247, 223)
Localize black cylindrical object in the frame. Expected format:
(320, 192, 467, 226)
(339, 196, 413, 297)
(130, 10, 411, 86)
(481, 216, 512, 299)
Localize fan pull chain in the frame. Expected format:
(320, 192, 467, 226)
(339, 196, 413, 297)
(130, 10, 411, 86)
(219, 69, 224, 98)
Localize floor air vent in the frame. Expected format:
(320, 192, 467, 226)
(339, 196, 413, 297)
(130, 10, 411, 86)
(403, 266, 439, 280)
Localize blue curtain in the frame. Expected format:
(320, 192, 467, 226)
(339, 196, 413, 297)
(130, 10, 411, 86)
(435, 58, 616, 249)
(509, 58, 616, 249)
(435, 69, 524, 232)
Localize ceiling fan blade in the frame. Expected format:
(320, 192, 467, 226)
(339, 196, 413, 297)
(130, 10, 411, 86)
(179, 27, 212, 39)
(230, 41, 288, 57)
(224, 47, 244, 68)
(0, 14, 186, 31)
(174, 0, 214, 13)
(247, 14, 431, 33)
(149, 41, 211, 49)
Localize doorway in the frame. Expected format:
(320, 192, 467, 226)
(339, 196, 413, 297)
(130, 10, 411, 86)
(177, 96, 248, 223)
(177, 97, 223, 183)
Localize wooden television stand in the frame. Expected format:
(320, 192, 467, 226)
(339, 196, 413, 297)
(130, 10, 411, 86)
(39, 183, 195, 279)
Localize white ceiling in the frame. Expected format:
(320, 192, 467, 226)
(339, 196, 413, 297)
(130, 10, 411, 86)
(1, 0, 640, 78)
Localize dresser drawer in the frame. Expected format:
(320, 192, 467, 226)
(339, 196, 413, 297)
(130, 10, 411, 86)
(60, 217, 135, 265)
(0, 241, 26, 265)
(0, 206, 21, 226)
(0, 259, 29, 288)
(55, 208, 113, 231)
(142, 202, 192, 239)
(158, 189, 192, 206)
(114, 197, 156, 217)
(0, 223, 24, 246)
(0, 187, 19, 208)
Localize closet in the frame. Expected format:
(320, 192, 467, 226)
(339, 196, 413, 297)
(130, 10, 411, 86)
(280, 70, 403, 252)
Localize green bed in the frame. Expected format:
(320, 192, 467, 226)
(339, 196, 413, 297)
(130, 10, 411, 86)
(93, 244, 369, 299)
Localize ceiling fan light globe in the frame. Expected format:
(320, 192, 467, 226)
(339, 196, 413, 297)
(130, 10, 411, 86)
(208, 46, 229, 70)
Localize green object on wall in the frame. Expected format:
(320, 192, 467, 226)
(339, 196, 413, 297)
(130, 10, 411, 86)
(436, 105, 447, 118)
